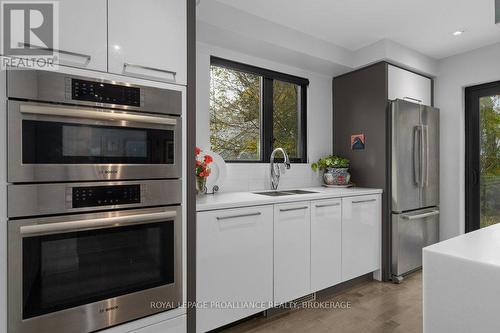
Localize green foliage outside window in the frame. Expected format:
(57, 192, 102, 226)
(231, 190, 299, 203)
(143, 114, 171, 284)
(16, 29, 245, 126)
(479, 95, 500, 228)
(209, 64, 304, 162)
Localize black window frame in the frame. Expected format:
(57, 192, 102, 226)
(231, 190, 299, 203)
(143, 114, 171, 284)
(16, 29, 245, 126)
(465, 80, 500, 232)
(210, 56, 309, 163)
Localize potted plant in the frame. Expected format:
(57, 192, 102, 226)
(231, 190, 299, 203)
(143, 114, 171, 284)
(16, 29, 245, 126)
(196, 147, 213, 195)
(311, 155, 351, 185)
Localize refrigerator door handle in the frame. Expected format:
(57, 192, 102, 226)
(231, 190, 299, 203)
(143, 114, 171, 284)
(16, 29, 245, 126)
(413, 126, 421, 187)
(423, 125, 429, 187)
(401, 210, 440, 220)
(419, 125, 426, 189)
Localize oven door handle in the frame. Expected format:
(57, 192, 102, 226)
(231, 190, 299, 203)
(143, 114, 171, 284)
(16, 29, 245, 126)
(20, 104, 178, 126)
(20, 211, 177, 237)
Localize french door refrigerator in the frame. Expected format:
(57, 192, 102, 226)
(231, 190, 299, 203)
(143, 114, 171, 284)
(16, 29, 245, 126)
(391, 99, 440, 282)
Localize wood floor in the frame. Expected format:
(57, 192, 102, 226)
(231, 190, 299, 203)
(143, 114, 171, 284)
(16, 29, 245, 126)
(221, 271, 422, 333)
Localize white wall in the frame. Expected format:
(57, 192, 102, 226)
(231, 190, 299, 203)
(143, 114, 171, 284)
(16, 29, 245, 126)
(353, 39, 438, 77)
(196, 1, 439, 78)
(196, 42, 332, 192)
(435, 42, 500, 240)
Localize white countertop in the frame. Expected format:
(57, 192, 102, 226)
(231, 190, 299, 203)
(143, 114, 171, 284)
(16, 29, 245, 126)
(423, 223, 500, 267)
(196, 186, 383, 211)
(423, 223, 500, 333)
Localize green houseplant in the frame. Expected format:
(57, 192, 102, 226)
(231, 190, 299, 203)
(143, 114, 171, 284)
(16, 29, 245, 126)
(311, 155, 351, 185)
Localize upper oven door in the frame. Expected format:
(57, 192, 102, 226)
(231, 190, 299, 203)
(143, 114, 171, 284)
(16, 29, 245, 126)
(8, 100, 182, 183)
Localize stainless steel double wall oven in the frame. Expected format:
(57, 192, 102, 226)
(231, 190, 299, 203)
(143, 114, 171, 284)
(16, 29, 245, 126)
(6, 70, 183, 333)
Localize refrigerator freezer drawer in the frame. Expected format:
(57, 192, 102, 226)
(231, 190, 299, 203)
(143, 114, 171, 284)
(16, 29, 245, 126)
(391, 208, 439, 277)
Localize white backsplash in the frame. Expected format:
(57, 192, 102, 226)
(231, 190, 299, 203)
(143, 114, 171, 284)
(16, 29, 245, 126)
(218, 163, 323, 193)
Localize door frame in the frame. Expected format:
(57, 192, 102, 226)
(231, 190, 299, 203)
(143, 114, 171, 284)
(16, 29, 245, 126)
(464, 80, 500, 232)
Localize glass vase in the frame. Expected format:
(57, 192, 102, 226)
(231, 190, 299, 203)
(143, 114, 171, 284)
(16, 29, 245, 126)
(196, 176, 207, 195)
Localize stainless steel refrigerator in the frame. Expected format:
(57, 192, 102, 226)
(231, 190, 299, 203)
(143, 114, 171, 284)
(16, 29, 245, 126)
(390, 99, 440, 282)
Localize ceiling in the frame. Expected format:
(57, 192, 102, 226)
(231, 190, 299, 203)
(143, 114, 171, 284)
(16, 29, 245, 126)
(214, 0, 500, 59)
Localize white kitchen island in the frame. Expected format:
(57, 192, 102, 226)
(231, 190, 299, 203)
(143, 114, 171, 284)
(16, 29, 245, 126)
(423, 223, 500, 333)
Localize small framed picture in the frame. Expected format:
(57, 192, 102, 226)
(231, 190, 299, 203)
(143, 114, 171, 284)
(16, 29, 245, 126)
(351, 134, 365, 150)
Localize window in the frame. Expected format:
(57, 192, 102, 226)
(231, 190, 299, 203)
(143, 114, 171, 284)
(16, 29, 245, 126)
(209, 57, 308, 162)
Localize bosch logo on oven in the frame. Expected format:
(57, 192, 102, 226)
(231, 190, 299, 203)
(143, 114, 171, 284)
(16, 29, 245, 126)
(99, 305, 119, 314)
(100, 170, 118, 175)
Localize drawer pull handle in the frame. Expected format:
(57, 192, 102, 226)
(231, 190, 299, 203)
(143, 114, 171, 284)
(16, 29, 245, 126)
(216, 212, 261, 221)
(279, 206, 308, 212)
(19, 43, 92, 63)
(315, 203, 340, 208)
(352, 199, 377, 204)
(403, 96, 423, 104)
(401, 210, 439, 220)
(123, 63, 177, 82)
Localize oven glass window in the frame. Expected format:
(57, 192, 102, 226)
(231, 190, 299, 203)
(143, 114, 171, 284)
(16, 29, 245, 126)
(22, 221, 175, 319)
(22, 120, 175, 164)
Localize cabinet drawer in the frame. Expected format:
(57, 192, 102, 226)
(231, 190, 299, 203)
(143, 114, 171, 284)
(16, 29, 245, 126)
(388, 65, 432, 106)
(57, 0, 107, 71)
(108, 0, 187, 84)
(341, 195, 381, 281)
(311, 198, 342, 292)
(197, 206, 273, 332)
(274, 202, 311, 304)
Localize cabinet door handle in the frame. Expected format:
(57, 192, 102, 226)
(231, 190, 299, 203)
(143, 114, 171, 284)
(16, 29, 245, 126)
(279, 206, 308, 212)
(315, 203, 340, 208)
(123, 63, 177, 82)
(19, 43, 91, 63)
(403, 96, 423, 104)
(216, 212, 261, 221)
(352, 199, 377, 204)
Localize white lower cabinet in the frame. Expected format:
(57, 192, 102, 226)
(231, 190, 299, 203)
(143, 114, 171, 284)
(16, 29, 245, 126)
(311, 198, 342, 292)
(274, 201, 311, 304)
(341, 195, 381, 281)
(196, 193, 382, 332)
(196, 206, 273, 333)
(129, 315, 186, 333)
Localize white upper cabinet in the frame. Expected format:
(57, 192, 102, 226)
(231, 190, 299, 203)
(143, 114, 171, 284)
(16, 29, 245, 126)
(57, 0, 107, 71)
(341, 195, 381, 282)
(108, 0, 187, 84)
(274, 202, 311, 304)
(388, 65, 432, 106)
(311, 198, 342, 292)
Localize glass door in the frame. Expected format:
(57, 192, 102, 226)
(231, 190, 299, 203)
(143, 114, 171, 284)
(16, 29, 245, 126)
(465, 83, 500, 231)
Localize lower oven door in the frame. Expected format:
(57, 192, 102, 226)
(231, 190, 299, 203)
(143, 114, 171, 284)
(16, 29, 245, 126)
(8, 206, 182, 333)
(8, 100, 181, 183)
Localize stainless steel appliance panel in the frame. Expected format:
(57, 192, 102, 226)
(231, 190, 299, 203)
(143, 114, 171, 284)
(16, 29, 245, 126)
(8, 206, 182, 333)
(7, 69, 182, 115)
(420, 104, 440, 208)
(7, 100, 182, 182)
(391, 100, 421, 212)
(391, 208, 439, 277)
(8, 179, 181, 218)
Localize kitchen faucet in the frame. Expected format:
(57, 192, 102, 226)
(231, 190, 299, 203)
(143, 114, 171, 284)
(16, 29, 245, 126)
(270, 148, 291, 190)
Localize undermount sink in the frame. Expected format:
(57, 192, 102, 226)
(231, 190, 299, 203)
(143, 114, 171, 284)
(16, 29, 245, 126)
(283, 190, 318, 195)
(253, 191, 294, 196)
(253, 190, 319, 196)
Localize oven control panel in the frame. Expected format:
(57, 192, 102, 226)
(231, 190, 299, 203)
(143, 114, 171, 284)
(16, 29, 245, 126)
(72, 185, 141, 208)
(71, 79, 141, 107)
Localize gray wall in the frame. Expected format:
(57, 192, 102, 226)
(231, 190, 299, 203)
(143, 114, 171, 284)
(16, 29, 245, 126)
(333, 62, 390, 280)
